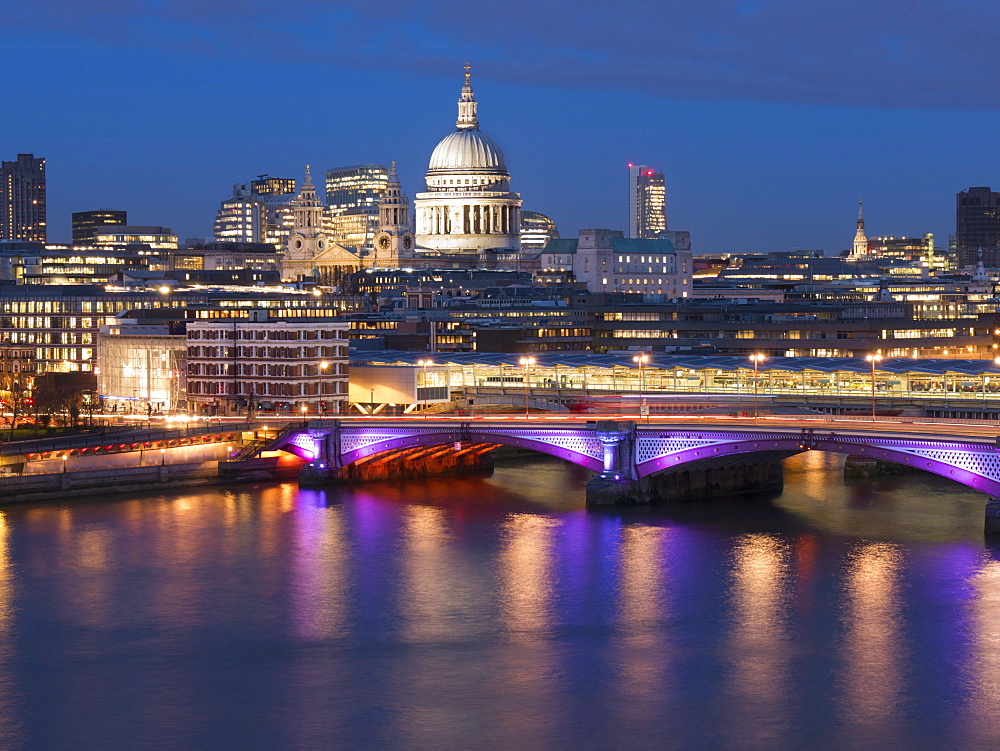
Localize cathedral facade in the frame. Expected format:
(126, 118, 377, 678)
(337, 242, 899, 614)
(413, 66, 522, 256)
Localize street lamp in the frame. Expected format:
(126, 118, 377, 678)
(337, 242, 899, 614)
(865, 353, 883, 423)
(519, 356, 536, 417)
(749, 354, 766, 422)
(632, 353, 649, 421)
(300, 404, 308, 427)
(417, 359, 434, 418)
(318, 361, 329, 419)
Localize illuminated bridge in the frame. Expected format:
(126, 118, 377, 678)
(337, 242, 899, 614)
(265, 418, 1000, 531)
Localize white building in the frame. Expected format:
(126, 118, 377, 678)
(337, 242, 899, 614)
(414, 66, 522, 258)
(185, 310, 349, 416)
(540, 229, 693, 296)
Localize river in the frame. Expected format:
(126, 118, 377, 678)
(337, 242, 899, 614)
(0, 452, 997, 749)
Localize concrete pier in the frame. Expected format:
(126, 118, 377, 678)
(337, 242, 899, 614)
(586, 461, 784, 507)
(985, 499, 1000, 536)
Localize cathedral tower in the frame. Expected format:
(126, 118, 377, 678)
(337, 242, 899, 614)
(373, 162, 415, 264)
(281, 165, 331, 281)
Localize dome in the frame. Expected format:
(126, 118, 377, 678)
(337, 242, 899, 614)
(428, 129, 507, 174)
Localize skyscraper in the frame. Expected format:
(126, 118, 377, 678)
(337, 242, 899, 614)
(324, 165, 389, 215)
(324, 164, 389, 250)
(213, 178, 297, 248)
(956, 187, 1000, 268)
(72, 209, 127, 244)
(0, 154, 46, 242)
(628, 163, 666, 239)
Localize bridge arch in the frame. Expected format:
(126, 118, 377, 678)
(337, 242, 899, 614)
(336, 428, 604, 472)
(636, 433, 1000, 497)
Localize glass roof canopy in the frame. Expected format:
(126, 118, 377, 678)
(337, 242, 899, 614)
(352, 351, 1000, 376)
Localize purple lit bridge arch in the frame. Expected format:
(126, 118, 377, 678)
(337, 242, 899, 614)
(266, 420, 1000, 498)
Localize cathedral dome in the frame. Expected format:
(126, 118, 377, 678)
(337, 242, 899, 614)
(428, 128, 507, 174)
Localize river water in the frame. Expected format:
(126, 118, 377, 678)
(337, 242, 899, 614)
(0, 452, 998, 749)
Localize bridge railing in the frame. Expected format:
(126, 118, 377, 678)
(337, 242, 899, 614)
(0, 421, 268, 457)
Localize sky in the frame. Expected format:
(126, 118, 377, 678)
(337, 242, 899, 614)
(3, 0, 1000, 254)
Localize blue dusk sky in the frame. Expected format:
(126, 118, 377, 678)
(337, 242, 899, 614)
(3, 0, 999, 254)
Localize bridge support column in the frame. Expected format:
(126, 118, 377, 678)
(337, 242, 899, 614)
(586, 421, 643, 507)
(299, 425, 340, 487)
(985, 498, 1000, 536)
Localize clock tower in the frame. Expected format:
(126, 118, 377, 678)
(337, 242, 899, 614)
(372, 162, 415, 265)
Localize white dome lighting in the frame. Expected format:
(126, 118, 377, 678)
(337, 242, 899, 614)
(428, 129, 507, 174)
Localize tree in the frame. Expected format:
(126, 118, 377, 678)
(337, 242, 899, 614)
(0, 344, 33, 441)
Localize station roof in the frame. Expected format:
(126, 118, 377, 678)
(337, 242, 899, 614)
(350, 350, 1000, 375)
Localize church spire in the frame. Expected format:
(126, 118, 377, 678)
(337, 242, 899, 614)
(456, 63, 479, 130)
(852, 198, 869, 257)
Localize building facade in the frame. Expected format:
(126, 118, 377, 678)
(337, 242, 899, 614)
(0, 154, 46, 242)
(541, 229, 693, 296)
(185, 311, 349, 416)
(96, 318, 187, 413)
(628, 164, 666, 239)
(956, 187, 1000, 268)
(520, 211, 560, 251)
(414, 67, 522, 257)
(72, 210, 127, 244)
(93, 226, 178, 249)
(324, 164, 388, 251)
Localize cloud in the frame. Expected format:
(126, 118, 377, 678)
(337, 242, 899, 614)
(5, 0, 1000, 110)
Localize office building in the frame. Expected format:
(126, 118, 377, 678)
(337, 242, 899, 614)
(250, 175, 295, 197)
(325, 164, 389, 216)
(956, 187, 1000, 268)
(541, 229, 693, 297)
(214, 185, 265, 243)
(0, 154, 46, 242)
(72, 210, 127, 244)
(520, 211, 560, 251)
(323, 164, 389, 251)
(628, 163, 666, 239)
(186, 310, 350, 416)
(93, 226, 178, 249)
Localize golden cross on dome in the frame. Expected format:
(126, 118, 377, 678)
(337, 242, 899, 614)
(464, 62, 471, 85)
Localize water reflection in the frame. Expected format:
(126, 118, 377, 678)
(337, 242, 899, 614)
(962, 557, 1000, 746)
(0, 453, 995, 747)
(0, 513, 18, 744)
(725, 533, 792, 748)
(499, 513, 560, 639)
(612, 524, 672, 730)
(289, 504, 349, 640)
(837, 542, 905, 745)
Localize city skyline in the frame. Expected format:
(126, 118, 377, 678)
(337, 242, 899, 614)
(6, 2, 1000, 253)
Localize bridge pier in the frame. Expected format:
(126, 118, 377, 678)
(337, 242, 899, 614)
(985, 499, 1000, 536)
(299, 428, 339, 487)
(586, 421, 645, 506)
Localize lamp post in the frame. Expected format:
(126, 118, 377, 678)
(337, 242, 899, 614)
(300, 404, 308, 427)
(417, 359, 433, 418)
(749, 354, 765, 422)
(632, 353, 649, 421)
(865, 353, 883, 423)
(519, 356, 536, 417)
(318, 361, 329, 419)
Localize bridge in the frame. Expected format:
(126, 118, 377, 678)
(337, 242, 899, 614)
(262, 417, 1000, 531)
